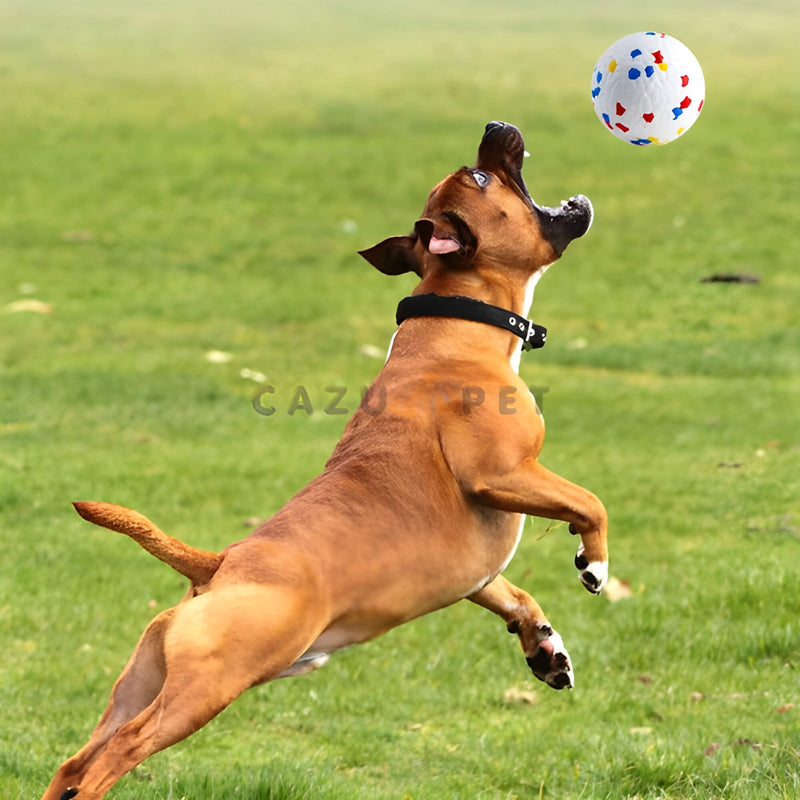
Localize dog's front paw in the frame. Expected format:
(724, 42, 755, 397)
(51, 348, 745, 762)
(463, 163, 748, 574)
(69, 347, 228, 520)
(526, 624, 574, 690)
(574, 545, 608, 595)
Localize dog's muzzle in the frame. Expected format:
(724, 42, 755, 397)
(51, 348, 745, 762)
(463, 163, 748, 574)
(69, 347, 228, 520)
(533, 195, 594, 255)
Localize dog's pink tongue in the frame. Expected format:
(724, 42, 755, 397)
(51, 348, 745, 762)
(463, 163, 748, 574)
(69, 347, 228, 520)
(428, 236, 460, 255)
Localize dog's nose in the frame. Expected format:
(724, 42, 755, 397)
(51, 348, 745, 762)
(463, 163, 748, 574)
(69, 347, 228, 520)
(480, 121, 518, 151)
(477, 122, 530, 204)
(483, 121, 508, 137)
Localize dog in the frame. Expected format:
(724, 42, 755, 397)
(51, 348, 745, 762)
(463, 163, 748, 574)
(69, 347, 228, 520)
(42, 121, 608, 800)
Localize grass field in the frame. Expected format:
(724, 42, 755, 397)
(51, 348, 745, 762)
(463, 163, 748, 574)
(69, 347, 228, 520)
(1, 1, 798, 798)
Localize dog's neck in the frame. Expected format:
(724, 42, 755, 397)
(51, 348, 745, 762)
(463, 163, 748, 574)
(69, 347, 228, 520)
(420, 268, 543, 317)
(389, 269, 549, 374)
(510, 270, 545, 372)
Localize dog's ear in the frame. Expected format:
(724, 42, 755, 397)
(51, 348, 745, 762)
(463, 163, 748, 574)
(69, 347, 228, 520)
(359, 235, 421, 276)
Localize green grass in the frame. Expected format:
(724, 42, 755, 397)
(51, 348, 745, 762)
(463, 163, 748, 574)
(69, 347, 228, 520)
(1, 0, 799, 798)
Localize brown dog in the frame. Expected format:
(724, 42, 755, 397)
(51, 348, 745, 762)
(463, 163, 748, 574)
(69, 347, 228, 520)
(42, 121, 608, 800)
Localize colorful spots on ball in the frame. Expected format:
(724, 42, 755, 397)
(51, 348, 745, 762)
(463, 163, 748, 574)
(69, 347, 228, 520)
(591, 31, 705, 146)
(591, 70, 603, 98)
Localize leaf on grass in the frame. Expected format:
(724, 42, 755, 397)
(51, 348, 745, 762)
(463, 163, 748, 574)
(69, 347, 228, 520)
(204, 350, 233, 363)
(566, 337, 588, 350)
(629, 727, 652, 735)
(691, 692, 704, 702)
(704, 742, 722, 757)
(776, 703, 794, 714)
(240, 368, 268, 383)
(700, 272, 760, 284)
(504, 686, 538, 706)
(61, 229, 97, 242)
(734, 738, 762, 751)
(5, 299, 53, 314)
(604, 576, 632, 602)
(358, 344, 384, 359)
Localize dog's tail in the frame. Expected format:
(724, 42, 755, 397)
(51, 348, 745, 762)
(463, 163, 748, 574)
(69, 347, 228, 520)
(73, 501, 223, 585)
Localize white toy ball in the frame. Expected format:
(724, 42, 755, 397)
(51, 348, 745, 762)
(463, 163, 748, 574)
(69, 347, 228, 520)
(591, 32, 705, 146)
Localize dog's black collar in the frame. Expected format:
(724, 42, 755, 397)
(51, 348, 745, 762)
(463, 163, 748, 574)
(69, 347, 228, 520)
(396, 293, 546, 351)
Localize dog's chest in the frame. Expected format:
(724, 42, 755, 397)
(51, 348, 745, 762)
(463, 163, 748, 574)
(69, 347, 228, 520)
(509, 271, 546, 374)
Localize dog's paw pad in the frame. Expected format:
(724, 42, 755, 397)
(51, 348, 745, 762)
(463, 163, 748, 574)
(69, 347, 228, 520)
(549, 670, 573, 690)
(526, 629, 574, 690)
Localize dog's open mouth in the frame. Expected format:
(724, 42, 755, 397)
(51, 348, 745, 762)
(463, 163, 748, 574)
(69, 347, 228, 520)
(478, 121, 593, 255)
(415, 212, 477, 258)
(534, 194, 594, 255)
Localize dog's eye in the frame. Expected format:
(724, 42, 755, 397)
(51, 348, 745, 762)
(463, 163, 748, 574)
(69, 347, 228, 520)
(471, 170, 491, 188)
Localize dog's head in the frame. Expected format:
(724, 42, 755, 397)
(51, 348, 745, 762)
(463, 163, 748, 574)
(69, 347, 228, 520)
(360, 121, 593, 279)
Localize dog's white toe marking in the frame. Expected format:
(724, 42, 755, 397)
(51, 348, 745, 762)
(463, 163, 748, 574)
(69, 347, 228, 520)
(575, 544, 608, 594)
(546, 630, 574, 689)
(581, 560, 608, 594)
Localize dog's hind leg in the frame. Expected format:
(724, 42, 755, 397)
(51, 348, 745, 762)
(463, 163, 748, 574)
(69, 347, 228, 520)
(468, 574, 574, 690)
(41, 608, 176, 799)
(41, 583, 326, 800)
